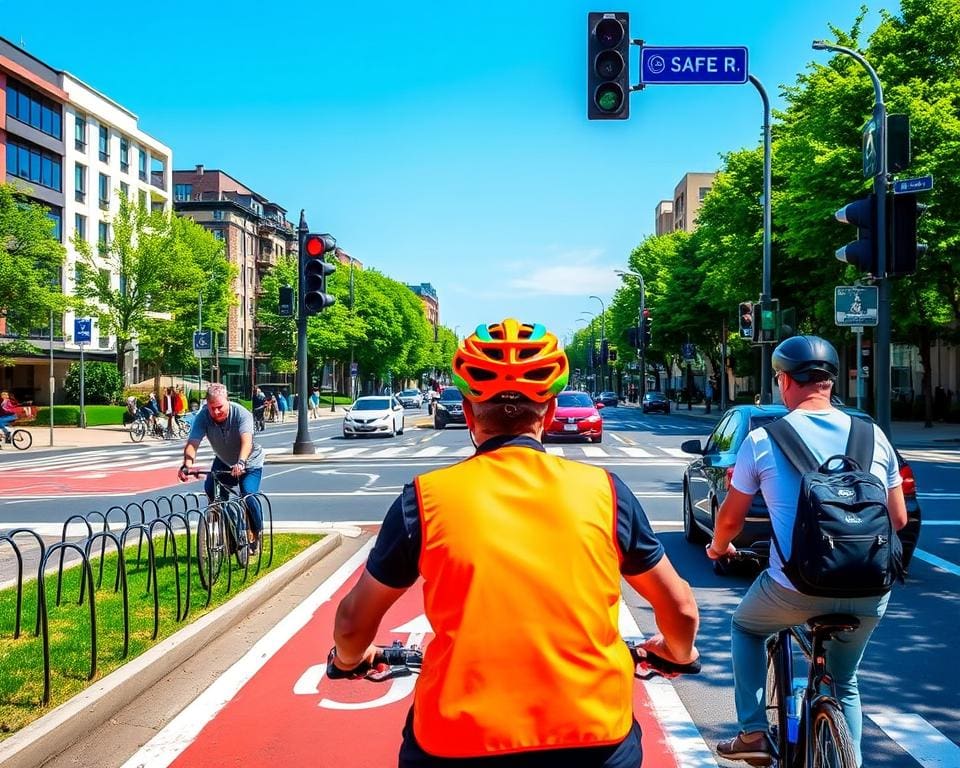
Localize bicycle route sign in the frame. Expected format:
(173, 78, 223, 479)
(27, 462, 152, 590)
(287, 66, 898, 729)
(835, 286, 878, 327)
(74, 317, 92, 344)
(193, 330, 213, 358)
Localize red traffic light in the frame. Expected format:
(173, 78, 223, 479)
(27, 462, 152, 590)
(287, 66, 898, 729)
(642, 308, 651, 318)
(304, 233, 336, 258)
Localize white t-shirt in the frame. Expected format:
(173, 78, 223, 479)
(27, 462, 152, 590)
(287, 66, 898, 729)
(730, 408, 901, 591)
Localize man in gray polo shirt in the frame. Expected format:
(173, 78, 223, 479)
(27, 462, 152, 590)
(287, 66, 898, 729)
(178, 384, 265, 551)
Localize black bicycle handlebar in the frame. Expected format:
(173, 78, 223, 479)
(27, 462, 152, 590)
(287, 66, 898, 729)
(326, 639, 699, 683)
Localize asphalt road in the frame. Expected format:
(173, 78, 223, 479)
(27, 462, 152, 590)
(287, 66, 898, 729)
(2, 404, 957, 767)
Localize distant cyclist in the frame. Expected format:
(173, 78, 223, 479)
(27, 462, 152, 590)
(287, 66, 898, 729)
(709, 336, 907, 767)
(330, 318, 700, 767)
(177, 383, 264, 553)
(0, 391, 17, 443)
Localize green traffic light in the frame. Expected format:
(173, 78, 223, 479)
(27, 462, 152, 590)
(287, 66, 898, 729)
(595, 84, 623, 113)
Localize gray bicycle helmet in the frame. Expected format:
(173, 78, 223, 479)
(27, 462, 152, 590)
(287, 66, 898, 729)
(771, 335, 839, 383)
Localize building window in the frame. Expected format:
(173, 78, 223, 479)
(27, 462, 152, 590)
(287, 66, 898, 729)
(99, 173, 110, 208)
(119, 274, 127, 296)
(47, 209, 62, 242)
(119, 137, 129, 173)
(213, 209, 223, 220)
(98, 125, 109, 162)
(138, 149, 147, 181)
(174, 183, 192, 202)
(75, 114, 87, 151)
(98, 221, 109, 250)
(138, 189, 147, 209)
(5, 138, 62, 192)
(75, 213, 87, 242)
(74, 163, 86, 202)
(120, 181, 129, 199)
(5, 80, 62, 139)
(213, 229, 224, 241)
(698, 186, 711, 202)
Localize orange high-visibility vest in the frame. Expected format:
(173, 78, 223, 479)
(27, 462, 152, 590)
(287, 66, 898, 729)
(412, 445, 633, 758)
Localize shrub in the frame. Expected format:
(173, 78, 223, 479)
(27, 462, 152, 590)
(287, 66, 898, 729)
(64, 362, 123, 404)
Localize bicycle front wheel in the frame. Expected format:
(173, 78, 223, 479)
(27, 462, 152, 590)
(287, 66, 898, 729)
(766, 637, 791, 764)
(810, 699, 857, 768)
(228, 502, 250, 569)
(197, 506, 225, 589)
(130, 420, 146, 442)
(11, 429, 31, 450)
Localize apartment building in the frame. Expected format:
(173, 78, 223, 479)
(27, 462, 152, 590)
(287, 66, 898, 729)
(1, 37, 172, 400)
(407, 283, 439, 326)
(672, 172, 715, 232)
(654, 200, 673, 236)
(173, 165, 297, 394)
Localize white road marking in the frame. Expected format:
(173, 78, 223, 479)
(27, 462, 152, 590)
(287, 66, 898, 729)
(545, 446, 565, 455)
(411, 446, 445, 457)
(365, 447, 407, 458)
(912, 549, 960, 578)
(619, 447, 655, 458)
(120, 540, 376, 768)
(660, 447, 693, 458)
(867, 710, 960, 767)
(330, 447, 372, 458)
(452, 447, 475, 456)
(581, 446, 609, 457)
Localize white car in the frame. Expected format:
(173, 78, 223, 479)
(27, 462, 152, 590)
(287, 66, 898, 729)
(342, 396, 405, 438)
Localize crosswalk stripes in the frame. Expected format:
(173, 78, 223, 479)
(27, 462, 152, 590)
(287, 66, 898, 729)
(2, 442, 696, 475)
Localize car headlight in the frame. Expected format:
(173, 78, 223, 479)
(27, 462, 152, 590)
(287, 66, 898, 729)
(436, 403, 448, 412)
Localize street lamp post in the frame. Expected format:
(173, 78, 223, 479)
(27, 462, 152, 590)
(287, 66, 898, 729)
(588, 296, 606, 391)
(616, 270, 646, 400)
(579, 312, 596, 392)
(348, 255, 356, 401)
(812, 40, 890, 438)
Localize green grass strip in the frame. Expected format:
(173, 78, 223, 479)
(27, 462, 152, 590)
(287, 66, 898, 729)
(0, 532, 322, 738)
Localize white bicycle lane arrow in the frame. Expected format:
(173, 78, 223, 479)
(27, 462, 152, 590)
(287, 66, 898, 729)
(292, 613, 432, 710)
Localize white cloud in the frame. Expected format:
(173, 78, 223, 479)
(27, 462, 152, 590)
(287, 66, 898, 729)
(505, 248, 622, 296)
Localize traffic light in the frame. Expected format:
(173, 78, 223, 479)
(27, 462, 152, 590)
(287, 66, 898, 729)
(835, 194, 878, 274)
(278, 285, 294, 317)
(887, 195, 928, 277)
(587, 12, 630, 120)
(627, 327, 640, 348)
(300, 233, 337, 317)
(600, 338, 609, 364)
(641, 312, 652, 348)
(738, 301, 753, 340)
(608, 348, 617, 362)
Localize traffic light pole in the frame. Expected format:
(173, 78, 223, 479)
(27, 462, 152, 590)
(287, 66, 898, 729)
(293, 210, 315, 455)
(749, 75, 774, 404)
(813, 42, 890, 437)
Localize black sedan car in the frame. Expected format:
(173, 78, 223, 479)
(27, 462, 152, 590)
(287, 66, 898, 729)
(595, 391, 620, 407)
(434, 387, 466, 429)
(680, 404, 921, 574)
(641, 391, 670, 414)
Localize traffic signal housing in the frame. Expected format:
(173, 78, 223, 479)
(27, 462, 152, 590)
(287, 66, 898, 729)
(300, 233, 337, 317)
(835, 194, 878, 274)
(738, 301, 754, 340)
(278, 285, 294, 317)
(887, 195, 928, 277)
(641, 311, 651, 349)
(587, 12, 630, 120)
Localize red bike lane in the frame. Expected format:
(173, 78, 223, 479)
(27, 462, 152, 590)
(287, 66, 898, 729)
(131, 545, 687, 768)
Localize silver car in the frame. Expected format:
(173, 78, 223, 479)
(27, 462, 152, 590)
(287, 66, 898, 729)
(343, 396, 406, 438)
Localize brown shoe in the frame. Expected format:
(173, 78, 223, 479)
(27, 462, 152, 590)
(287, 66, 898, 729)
(716, 731, 775, 766)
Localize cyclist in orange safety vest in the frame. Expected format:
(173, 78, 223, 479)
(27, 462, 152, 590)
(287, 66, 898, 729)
(330, 318, 700, 767)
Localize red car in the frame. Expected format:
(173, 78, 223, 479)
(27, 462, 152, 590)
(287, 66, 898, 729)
(544, 391, 604, 443)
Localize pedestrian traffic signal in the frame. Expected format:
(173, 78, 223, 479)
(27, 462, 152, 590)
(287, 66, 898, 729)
(887, 195, 928, 277)
(641, 314, 651, 348)
(300, 233, 337, 317)
(738, 302, 753, 340)
(587, 12, 630, 120)
(835, 194, 878, 274)
(278, 285, 294, 317)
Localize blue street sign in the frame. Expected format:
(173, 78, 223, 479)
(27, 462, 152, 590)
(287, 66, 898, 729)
(681, 342, 696, 361)
(640, 46, 749, 85)
(74, 318, 92, 344)
(893, 174, 934, 195)
(193, 330, 213, 358)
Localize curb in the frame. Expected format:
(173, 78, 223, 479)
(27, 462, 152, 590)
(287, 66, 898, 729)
(0, 533, 342, 768)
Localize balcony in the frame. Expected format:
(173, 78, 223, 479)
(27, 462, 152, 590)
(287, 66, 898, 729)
(150, 171, 166, 191)
(98, 198, 110, 211)
(75, 190, 85, 203)
(257, 248, 276, 267)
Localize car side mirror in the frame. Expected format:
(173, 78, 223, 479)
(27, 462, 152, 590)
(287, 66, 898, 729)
(596, 402, 605, 410)
(680, 439, 703, 455)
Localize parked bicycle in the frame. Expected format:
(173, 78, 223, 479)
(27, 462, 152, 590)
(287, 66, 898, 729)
(186, 469, 259, 589)
(129, 413, 190, 443)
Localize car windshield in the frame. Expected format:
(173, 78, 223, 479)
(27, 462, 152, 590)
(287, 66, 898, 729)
(353, 399, 390, 411)
(557, 393, 594, 407)
(400, 389, 419, 397)
(645, 392, 666, 401)
(439, 388, 463, 402)
(601, 392, 616, 397)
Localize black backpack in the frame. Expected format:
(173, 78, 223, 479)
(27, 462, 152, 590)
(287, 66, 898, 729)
(764, 416, 902, 598)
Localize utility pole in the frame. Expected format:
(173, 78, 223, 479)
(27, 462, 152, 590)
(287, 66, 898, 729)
(293, 210, 315, 455)
(749, 74, 774, 403)
(589, 295, 606, 391)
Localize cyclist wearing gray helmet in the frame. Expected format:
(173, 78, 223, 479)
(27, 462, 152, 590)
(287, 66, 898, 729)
(708, 336, 907, 767)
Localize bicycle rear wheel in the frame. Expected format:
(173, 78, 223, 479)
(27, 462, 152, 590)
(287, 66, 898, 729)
(11, 429, 31, 450)
(228, 501, 250, 569)
(810, 699, 857, 768)
(197, 505, 225, 589)
(766, 635, 793, 766)
(130, 420, 146, 442)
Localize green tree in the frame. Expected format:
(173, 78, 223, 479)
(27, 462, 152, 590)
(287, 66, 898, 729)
(0, 184, 67, 333)
(255, 254, 299, 374)
(64, 361, 124, 404)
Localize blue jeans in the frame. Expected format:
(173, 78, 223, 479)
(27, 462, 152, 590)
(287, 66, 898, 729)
(731, 571, 889, 768)
(204, 457, 263, 534)
(0, 414, 15, 438)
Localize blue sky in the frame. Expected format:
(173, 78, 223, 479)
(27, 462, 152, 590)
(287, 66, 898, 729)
(4, 1, 889, 343)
